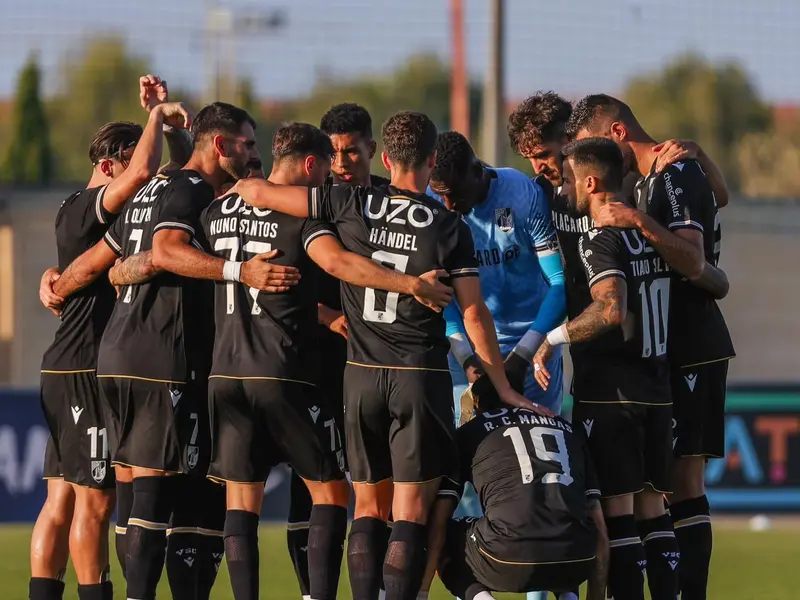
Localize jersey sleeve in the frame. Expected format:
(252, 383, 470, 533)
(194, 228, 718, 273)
(301, 218, 337, 253)
(578, 228, 626, 288)
(525, 179, 561, 258)
(102, 214, 124, 256)
(652, 162, 706, 233)
(583, 450, 601, 502)
(442, 218, 479, 279)
(153, 179, 212, 240)
(308, 183, 354, 224)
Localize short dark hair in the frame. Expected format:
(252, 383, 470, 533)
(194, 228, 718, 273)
(562, 137, 624, 191)
(320, 103, 373, 139)
(89, 121, 143, 164)
(431, 131, 475, 186)
(381, 111, 438, 170)
(566, 94, 636, 139)
(272, 122, 334, 163)
(507, 91, 572, 156)
(191, 102, 256, 145)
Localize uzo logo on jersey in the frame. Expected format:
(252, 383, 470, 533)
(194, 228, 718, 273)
(494, 207, 514, 232)
(365, 195, 435, 228)
(220, 194, 272, 217)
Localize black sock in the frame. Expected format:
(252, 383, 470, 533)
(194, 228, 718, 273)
(165, 532, 201, 600)
(605, 515, 646, 600)
(670, 496, 712, 600)
(288, 470, 313, 598)
(224, 510, 260, 600)
(126, 476, 175, 600)
(115, 480, 134, 580)
(638, 514, 680, 600)
(308, 505, 348, 600)
(29, 577, 65, 600)
(197, 534, 225, 600)
(382, 520, 428, 600)
(379, 520, 392, 596)
(347, 517, 388, 600)
(76, 582, 112, 600)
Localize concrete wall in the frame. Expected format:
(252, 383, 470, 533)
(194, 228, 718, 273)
(0, 186, 798, 387)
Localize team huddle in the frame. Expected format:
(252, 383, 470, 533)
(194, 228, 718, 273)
(32, 75, 733, 600)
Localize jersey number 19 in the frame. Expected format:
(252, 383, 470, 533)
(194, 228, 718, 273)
(503, 426, 573, 486)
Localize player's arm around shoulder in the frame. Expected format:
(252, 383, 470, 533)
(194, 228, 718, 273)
(52, 236, 121, 300)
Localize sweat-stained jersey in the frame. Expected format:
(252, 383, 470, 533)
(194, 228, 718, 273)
(97, 170, 216, 383)
(201, 193, 334, 382)
(458, 407, 599, 564)
(308, 182, 479, 371)
(41, 186, 118, 372)
(634, 160, 734, 367)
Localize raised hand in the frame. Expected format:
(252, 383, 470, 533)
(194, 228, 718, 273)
(139, 74, 169, 113)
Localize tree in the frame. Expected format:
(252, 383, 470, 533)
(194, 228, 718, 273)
(47, 37, 151, 181)
(1, 54, 54, 184)
(624, 54, 771, 190)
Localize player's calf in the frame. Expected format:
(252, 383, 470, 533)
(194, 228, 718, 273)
(125, 474, 177, 600)
(635, 489, 679, 600)
(224, 482, 263, 600)
(349, 481, 393, 600)
(603, 495, 646, 600)
(30, 479, 74, 600)
(304, 479, 349, 600)
(287, 470, 313, 600)
(69, 486, 115, 600)
(114, 467, 134, 580)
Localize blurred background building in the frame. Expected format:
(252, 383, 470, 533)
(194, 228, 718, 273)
(0, 0, 798, 517)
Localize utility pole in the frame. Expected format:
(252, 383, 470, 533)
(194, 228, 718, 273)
(204, 3, 287, 104)
(449, 0, 469, 138)
(481, 0, 505, 166)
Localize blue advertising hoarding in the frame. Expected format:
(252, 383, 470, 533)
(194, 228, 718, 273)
(1, 386, 799, 522)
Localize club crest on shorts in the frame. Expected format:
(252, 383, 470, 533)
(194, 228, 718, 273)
(91, 460, 106, 483)
(187, 445, 199, 469)
(495, 207, 514, 233)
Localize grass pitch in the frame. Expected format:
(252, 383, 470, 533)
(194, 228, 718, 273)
(3, 521, 798, 599)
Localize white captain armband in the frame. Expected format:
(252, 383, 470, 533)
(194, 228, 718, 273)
(449, 333, 474, 368)
(222, 260, 242, 282)
(545, 324, 571, 347)
(510, 329, 545, 362)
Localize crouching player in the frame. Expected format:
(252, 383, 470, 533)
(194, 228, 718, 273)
(437, 382, 609, 600)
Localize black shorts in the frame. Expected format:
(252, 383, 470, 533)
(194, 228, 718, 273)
(571, 356, 671, 404)
(98, 376, 209, 474)
(671, 360, 728, 458)
(439, 518, 592, 599)
(343, 364, 456, 484)
(208, 377, 345, 484)
(42, 436, 63, 480)
(317, 328, 348, 470)
(40, 371, 114, 489)
(572, 401, 672, 497)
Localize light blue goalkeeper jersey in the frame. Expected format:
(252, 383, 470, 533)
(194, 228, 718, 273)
(430, 168, 567, 410)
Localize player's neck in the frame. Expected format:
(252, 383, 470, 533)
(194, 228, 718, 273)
(183, 153, 228, 192)
(267, 168, 305, 187)
(389, 169, 428, 195)
(629, 139, 659, 178)
(588, 193, 620, 222)
(86, 170, 111, 189)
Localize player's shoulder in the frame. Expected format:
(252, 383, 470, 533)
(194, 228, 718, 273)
(493, 167, 547, 207)
(167, 169, 214, 196)
(656, 158, 708, 186)
(580, 225, 626, 253)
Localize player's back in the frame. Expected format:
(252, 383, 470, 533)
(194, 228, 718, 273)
(458, 407, 599, 564)
(42, 186, 118, 371)
(310, 182, 478, 370)
(201, 193, 329, 382)
(98, 170, 216, 382)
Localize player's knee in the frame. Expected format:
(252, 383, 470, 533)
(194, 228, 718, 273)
(41, 482, 75, 528)
(74, 488, 116, 524)
(225, 481, 264, 513)
(671, 457, 706, 502)
(392, 481, 440, 524)
(307, 479, 350, 508)
(633, 488, 668, 520)
(602, 494, 634, 518)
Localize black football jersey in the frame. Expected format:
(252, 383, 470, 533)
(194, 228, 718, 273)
(634, 160, 734, 367)
(201, 193, 334, 381)
(308, 183, 479, 370)
(41, 186, 118, 372)
(578, 225, 673, 371)
(538, 176, 593, 322)
(97, 170, 216, 382)
(458, 407, 599, 564)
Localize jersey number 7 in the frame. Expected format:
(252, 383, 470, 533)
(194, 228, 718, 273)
(214, 237, 272, 315)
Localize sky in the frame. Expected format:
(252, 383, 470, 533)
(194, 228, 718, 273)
(0, 0, 798, 103)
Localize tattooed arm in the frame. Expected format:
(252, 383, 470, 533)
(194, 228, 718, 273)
(586, 498, 610, 600)
(532, 277, 626, 391)
(159, 128, 193, 173)
(108, 250, 161, 286)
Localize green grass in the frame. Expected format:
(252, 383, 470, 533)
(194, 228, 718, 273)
(5, 523, 799, 599)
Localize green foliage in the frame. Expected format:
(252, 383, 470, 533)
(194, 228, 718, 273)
(47, 36, 150, 181)
(624, 53, 771, 191)
(1, 54, 54, 184)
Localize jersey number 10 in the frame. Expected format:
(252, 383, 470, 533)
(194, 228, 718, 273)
(638, 278, 670, 358)
(503, 426, 573, 486)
